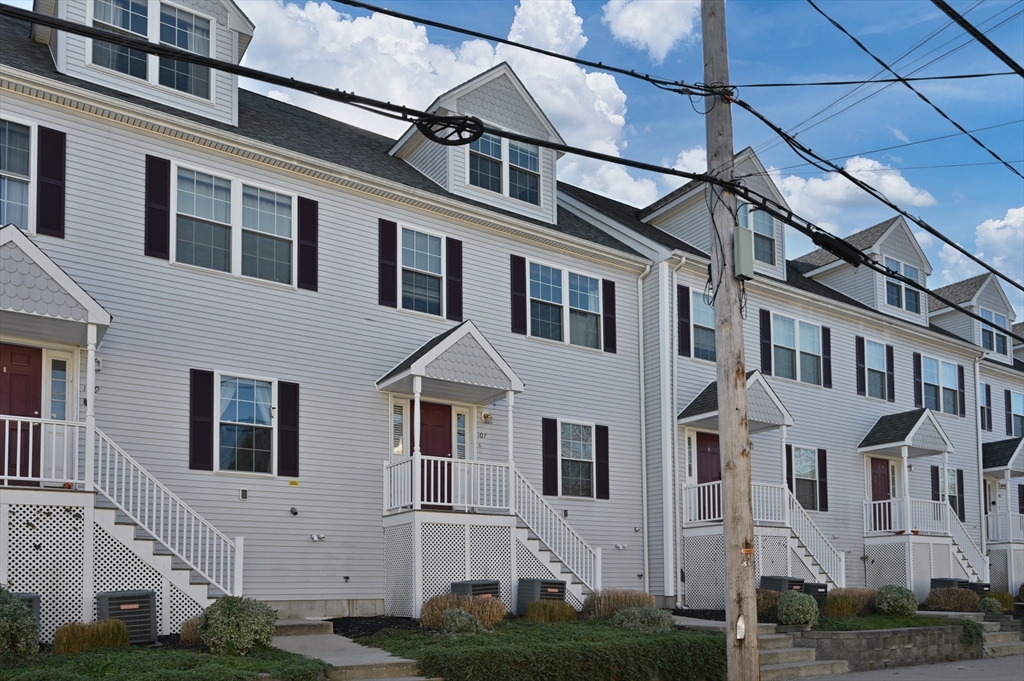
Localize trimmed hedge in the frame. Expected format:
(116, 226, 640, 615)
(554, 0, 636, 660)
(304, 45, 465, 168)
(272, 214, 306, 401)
(610, 607, 674, 633)
(198, 596, 277, 655)
(924, 588, 979, 613)
(0, 587, 38, 666)
(876, 585, 917, 616)
(778, 591, 818, 626)
(524, 600, 577, 623)
(978, 597, 1003, 615)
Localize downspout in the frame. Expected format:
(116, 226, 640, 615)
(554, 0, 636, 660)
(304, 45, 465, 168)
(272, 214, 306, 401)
(974, 353, 987, 560)
(660, 261, 675, 598)
(637, 264, 651, 593)
(672, 258, 685, 609)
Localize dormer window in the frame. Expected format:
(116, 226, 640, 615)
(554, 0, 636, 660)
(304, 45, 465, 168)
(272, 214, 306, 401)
(884, 257, 921, 314)
(467, 133, 541, 206)
(981, 308, 1008, 355)
(92, 0, 149, 80)
(509, 141, 539, 205)
(738, 204, 775, 265)
(159, 5, 211, 99)
(469, 133, 502, 193)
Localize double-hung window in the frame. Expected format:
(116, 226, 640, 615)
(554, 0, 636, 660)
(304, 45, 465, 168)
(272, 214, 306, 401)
(218, 374, 274, 475)
(866, 340, 887, 400)
(945, 469, 959, 516)
(793, 446, 818, 511)
(738, 203, 775, 265)
(92, 0, 149, 80)
(884, 258, 921, 314)
(468, 132, 541, 206)
(560, 421, 593, 497)
(529, 262, 602, 349)
(508, 141, 539, 205)
(159, 4, 211, 99)
(773, 314, 821, 385)
(981, 309, 1008, 355)
(242, 186, 292, 284)
(401, 228, 443, 316)
(0, 120, 30, 230)
(176, 168, 231, 272)
(469, 133, 502, 194)
(1012, 392, 1024, 438)
(692, 290, 716, 361)
(922, 356, 957, 414)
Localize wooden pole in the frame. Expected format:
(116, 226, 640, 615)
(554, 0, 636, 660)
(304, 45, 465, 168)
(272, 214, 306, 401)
(701, 1, 759, 678)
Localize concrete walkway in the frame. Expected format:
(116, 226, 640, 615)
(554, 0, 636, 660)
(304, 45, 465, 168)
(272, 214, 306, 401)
(802, 654, 1024, 680)
(272, 633, 421, 680)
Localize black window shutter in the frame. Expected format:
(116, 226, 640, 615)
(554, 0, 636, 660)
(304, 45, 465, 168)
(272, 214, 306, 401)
(595, 425, 610, 499)
(677, 285, 691, 357)
(931, 466, 940, 501)
(278, 381, 300, 478)
(511, 255, 527, 335)
(886, 345, 895, 403)
(759, 309, 772, 375)
(984, 384, 992, 431)
(378, 219, 398, 307)
(189, 369, 214, 471)
(956, 469, 966, 522)
(821, 327, 832, 389)
(1018, 484, 1024, 515)
(957, 365, 966, 417)
(1006, 390, 1014, 436)
(913, 353, 923, 408)
(816, 448, 828, 512)
(296, 197, 318, 291)
(446, 238, 463, 321)
(602, 280, 616, 353)
(36, 127, 66, 238)
(855, 336, 866, 396)
(785, 444, 793, 492)
(144, 155, 171, 259)
(542, 418, 558, 496)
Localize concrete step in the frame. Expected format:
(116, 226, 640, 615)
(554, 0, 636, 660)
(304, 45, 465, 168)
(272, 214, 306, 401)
(329, 661, 422, 681)
(758, 647, 816, 666)
(760, 659, 849, 681)
(275, 619, 333, 636)
(758, 633, 795, 650)
(984, 641, 1024, 658)
(983, 631, 1021, 644)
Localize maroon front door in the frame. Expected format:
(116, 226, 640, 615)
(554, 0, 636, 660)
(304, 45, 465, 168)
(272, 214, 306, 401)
(1, 343, 43, 486)
(417, 402, 452, 509)
(870, 458, 892, 531)
(695, 432, 722, 520)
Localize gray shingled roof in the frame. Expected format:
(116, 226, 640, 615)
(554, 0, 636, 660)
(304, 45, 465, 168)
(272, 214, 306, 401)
(378, 322, 467, 384)
(858, 408, 928, 448)
(791, 217, 900, 272)
(678, 372, 756, 419)
(0, 15, 639, 257)
(982, 438, 1022, 469)
(928, 274, 989, 312)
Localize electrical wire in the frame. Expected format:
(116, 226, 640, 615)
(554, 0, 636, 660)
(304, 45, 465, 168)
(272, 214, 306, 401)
(931, 0, 1024, 78)
(733, 71, 1015, 88)
(774, 159, 1023, 175)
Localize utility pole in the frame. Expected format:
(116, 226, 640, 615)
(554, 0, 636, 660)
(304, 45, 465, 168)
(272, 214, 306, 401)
(701, 1, 759, 679)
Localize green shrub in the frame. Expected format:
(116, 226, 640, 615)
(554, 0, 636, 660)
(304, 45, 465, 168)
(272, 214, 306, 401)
(523, 600, 577, 623)
(198, 596, 277, 655)
(610, 607, 674, 633)
(777, 591, 818, 626)
(0, 586, 39, 665)
(52, 620, 129, 654)
(978, 596, 1003, 615)
(581, 589, 656, 621)
(756, 589, 780, 622)
(441, 608, 485, 636)
(990, 591, 1014, 612)
(876, 585, 918, 616)
(924, 588, 979, 612)
(825, 587, 876, 616)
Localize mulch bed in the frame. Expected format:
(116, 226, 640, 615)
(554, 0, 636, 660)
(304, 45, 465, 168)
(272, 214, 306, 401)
(673, 609, 725, 621)
(155, 634, 207, 651)
(330, 616, 420, 639)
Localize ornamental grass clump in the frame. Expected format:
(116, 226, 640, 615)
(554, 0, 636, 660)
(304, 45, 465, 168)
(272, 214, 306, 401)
(52, 619, 129, 654)
(441, 608, 485, 636)
(0, 586, 39, 665)
(990, 591, 1014, 613)
(465, 596, 506, 628)
(421, 594, 505, 630)
(756, 589, 781, 622)
(179, 616, 202, 647)
(876, 585, 918, 616)
(581, 589, 656, 621)
(820, 594, 859, 619)
(777, 591, 818, 627)
(825, 588, 876, 616)
(523, 600, 576, 623)
(198, 596, 277, 655)
(979, 596, 1003, 615)
(610, 606, 674, 633)
(924, 587, 979, 613)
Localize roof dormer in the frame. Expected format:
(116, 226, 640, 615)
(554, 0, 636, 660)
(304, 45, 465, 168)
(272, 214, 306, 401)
(31, 0, 253, 126)
(931, 273, 1017, 365)
(390, 63, 564, 225)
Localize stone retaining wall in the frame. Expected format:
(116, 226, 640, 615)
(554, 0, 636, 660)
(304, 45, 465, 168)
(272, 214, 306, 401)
(792, 625, 981, 671)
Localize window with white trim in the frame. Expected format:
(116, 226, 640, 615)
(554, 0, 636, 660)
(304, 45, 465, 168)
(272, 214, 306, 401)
(884, 257, 921, 314)
(455, 410, 468, 460)
(866, 340, 886, 400)
(981, 308, 1009, 356)
(528, 261, 602, 349)
(92, 0, 149, 80)
(1013, 392, 1023, 438)
(922, 355, 957, 414)
(738, 203, 775, 265)
(173, 165, 295, 285)
(392, 402, 405, 456)
(467, 133, 541, 206)
(0, 120, 30, 230)
(560, 421, 593, 497)
(218, 374, 275, 474)
(945, 468, 959, 516)
(773, 314, 821, 385)
(159, 4, 211, 98)
(979, 383, 989, 429)
(793, 446, 818, 511)
(401, 227, 443, 316)
(692, 290, 716, 361)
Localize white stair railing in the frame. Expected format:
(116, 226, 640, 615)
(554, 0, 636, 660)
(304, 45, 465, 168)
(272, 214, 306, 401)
(788, 489, 845, 587)
(947, 505, 987, 581)
(513, 470, 600, 591)
(94, 428, 241, 596)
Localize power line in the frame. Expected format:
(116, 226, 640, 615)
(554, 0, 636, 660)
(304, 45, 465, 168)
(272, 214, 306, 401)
(734, 71, 1015, 88)
(931, 0, 1024, 78)
(777, 159, 1023, 175)
(806, 0, 1023, 180)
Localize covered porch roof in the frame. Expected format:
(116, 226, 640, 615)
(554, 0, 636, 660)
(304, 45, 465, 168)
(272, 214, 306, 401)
(1, 224, 111, 346)
(677, 370, 794, 433)
(983, 437, 1023, 477)
(376, 320, 524, 404)
(858, 408, 953, 457)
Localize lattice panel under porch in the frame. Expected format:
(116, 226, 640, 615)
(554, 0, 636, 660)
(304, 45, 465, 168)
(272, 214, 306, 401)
(170, 584, 204, 631)
(988, 549, 1009, 592)
(911, 543, 932, 601)
(865, 543, 906, 589)
(931, 543, 950, 578)
(5, 504, 84, 641)
(515, 538, 582, 610)
(683, 534, 725, 610)
(91, 524, 165, 630)
(754, 535, 788, 581)
(383, 524, 414, 617)
(420, 523, 468, 605)
(469, 526, 512, 612)
(1012, 549, 1024, 594)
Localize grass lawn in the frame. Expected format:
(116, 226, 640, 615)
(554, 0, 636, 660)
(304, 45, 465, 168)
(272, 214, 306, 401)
(814, 615, 957, 631)
(0, 646, 330, 681)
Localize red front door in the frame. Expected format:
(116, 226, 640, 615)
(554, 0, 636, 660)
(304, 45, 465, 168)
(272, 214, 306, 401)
(417, 402, 452, 508)
(695, 432, 722, 520)
(870, 458, 892, 531)
(1, 343, 43, 485)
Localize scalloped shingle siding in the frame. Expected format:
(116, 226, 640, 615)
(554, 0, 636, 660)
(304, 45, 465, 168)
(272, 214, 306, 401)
(0, 242, 86, 320)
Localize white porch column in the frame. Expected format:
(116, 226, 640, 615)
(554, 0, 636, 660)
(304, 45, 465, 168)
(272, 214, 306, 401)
(506, 391, 515, 515)
(780, 425, 790, 528)
(412, 376, 422, 511)
(233, 536, 244, 596)
(943, 451, 951, 536)
(901, 446, 912, 534)
(84, 323, 97, 492)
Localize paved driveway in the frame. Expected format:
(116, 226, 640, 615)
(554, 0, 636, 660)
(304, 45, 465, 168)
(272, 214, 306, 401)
(803, 655, 1024, 680)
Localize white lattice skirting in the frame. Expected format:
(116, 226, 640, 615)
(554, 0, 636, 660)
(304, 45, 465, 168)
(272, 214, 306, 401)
(1, 490, 207, 642)
(682, 529, 795, 610)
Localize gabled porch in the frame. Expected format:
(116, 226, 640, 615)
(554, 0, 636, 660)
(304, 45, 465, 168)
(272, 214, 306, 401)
(982, 437, 1024, 595)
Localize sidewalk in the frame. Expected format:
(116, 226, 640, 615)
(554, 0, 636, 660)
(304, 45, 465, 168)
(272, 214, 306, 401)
(802, 654, 1024, 680)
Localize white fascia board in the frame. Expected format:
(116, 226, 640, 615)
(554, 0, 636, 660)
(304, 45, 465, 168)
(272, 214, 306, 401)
(747, 370, 794, 427)
(641, 184, 705, 225)
(976, 275, 1016, 321)
(879, 216, 933, 275)
(558, 193, 673, 262)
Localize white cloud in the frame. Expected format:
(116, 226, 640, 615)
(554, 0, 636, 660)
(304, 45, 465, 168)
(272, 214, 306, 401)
(659, 145, 706, 191)
(938, 243, 982, 285)
(938, 207, 1023, 317)
(507, 0, 587, 56)
(912, 229, 933, 251)
(886, 126, 910, 144)
(601, 0, 700, 63)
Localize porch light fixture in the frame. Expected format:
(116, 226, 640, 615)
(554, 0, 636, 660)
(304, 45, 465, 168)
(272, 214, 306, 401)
(481, 412, 493, 424)
(998, 481, 1007, 488)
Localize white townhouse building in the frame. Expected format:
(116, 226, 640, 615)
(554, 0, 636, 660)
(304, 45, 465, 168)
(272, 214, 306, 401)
(1, 0, 1020, 640)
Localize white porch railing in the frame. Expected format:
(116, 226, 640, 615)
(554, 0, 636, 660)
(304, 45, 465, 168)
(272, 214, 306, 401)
(513, 470, 600, 591)
(383, 457, 511, 511)
(682, 481, 787, 524)
(384, 458, 414, 512)
(864, 499, 904, 534)
(948, 507, 988, 581)
(787, 488, 845, 587)
(1, 416, 86, 486)
(986, 513, 1024, 543)
(909, 499, 948, 535)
